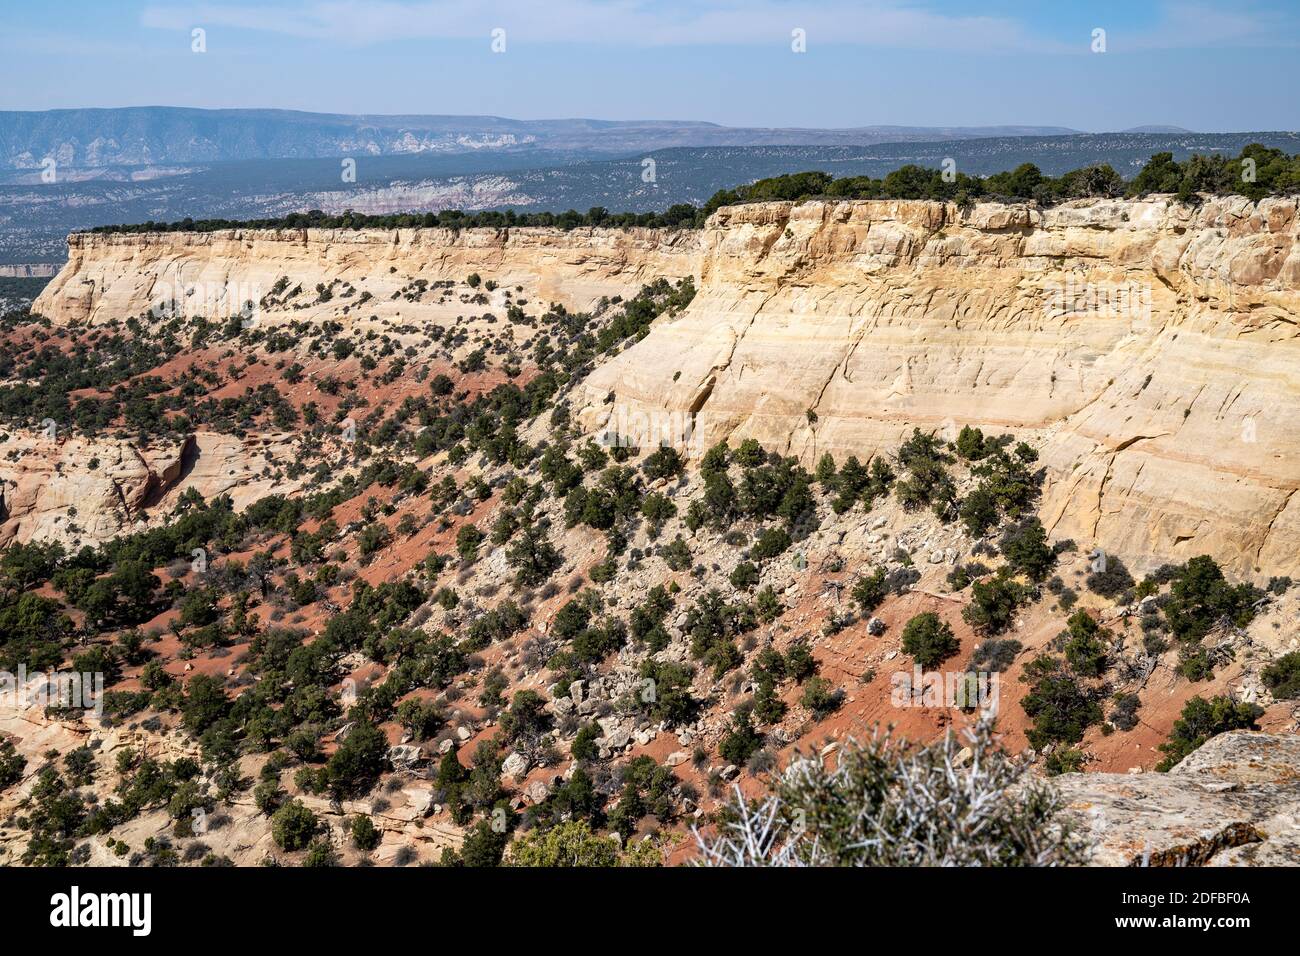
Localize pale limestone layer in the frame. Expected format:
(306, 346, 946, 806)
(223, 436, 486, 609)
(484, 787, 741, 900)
(575, 197, 1300, 579)
(34, 225, 697, 325)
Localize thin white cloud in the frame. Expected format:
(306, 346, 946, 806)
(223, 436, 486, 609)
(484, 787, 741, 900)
(1122, 1, 1296, 50)
(139, 0, 1070, 52)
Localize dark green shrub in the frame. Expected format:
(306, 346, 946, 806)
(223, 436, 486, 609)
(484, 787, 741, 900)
(350, 813, 381, 851)
(955, 425, 988, 460)
(719, 708, 764, 765)
(729, 561, 759, 590)
(1060, 610, 1110, 678)
(325, 721, 388, 798)
(751, 526, 792, 561)
(962, 571, 1026, 635)
(999, 518, 1055, 582)
(1085, 555, 1135, 598)
(1019, 656, 1103, 750)
(1162, 556, 1259, 643)
(1156, 695, 1263, 771)
(456, 524, 484, 561)
(271, 799, 319, 851)
(852, 568, 888, 613)
(900, 612, 960, 669)
(800, 676, 843, 717)
(642, 446, 684, 482)
(1109, 693, 1141, 732)
(1261, 651, 1300, 699)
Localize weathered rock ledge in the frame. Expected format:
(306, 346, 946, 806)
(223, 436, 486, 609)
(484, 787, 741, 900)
(1056, 731, 1300, 866)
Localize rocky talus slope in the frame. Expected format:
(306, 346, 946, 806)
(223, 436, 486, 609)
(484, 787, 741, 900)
(0, 700, 463, 866)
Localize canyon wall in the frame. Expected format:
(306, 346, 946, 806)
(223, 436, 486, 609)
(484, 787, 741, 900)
(32, 197, 1300, 578)
(33, 225, 697, 325)
(574, 197, 1300, 580)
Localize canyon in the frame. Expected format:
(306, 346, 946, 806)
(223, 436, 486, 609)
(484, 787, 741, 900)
(30, 195, 1300, 581)
(1, 191, 1297, 869)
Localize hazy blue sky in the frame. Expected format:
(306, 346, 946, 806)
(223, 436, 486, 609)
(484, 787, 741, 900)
(3, 1, 1298, 130)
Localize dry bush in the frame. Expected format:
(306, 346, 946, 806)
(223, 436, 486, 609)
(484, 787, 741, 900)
(694, 721, 1088, 867)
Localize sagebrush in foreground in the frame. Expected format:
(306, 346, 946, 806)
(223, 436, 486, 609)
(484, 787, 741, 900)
(695, 722, 1089, 867)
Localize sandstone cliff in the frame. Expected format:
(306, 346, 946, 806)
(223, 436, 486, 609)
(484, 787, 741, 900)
(576, 197, 1300, 580)
(32, 197, 1300, 578)
(0, 431, 301, 549)
(33, 225, 697, 325)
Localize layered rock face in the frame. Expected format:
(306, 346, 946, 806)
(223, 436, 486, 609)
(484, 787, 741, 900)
(33, 225, 697, 325)
(576, 197, 1300, 579)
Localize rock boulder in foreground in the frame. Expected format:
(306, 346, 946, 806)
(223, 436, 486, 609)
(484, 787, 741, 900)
(1057, 731, 1300, 866)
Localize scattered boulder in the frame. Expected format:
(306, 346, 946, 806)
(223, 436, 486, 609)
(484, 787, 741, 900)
(387, 744, 423, 767)
(501, 751, 530, 781)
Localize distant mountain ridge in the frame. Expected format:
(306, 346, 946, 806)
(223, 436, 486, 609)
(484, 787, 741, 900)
(1122, 125, 1195, 133)
(0, 107, 1081, 169)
